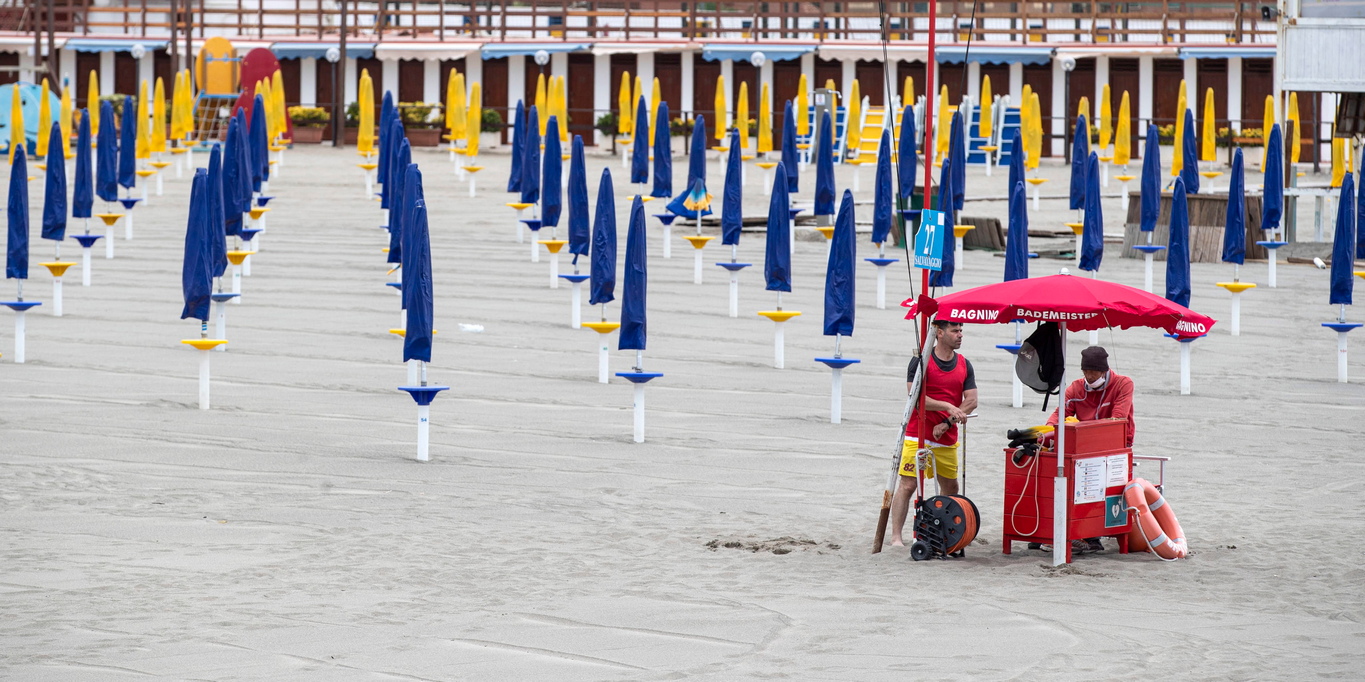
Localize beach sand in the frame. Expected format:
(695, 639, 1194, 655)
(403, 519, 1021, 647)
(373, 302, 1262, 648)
(3, 143, 1363, 680)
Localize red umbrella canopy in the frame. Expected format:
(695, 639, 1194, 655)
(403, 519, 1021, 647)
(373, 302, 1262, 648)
(902, 274, 1216, 339)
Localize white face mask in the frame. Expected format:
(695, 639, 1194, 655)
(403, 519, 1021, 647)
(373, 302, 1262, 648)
(1085, 373, 1108, 390)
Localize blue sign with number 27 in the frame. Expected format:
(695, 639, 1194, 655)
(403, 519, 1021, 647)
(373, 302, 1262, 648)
(913, 208, 945, 272)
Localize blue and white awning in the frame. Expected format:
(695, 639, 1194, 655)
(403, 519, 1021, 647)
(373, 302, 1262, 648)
(935, 46, 1052, 65)
(65, 39, 168, 53)
(271, 42, 376, 60)
(481, 43, 590, 60)
(701, 45, 814, 63)
(1179, 47, 1277, 60)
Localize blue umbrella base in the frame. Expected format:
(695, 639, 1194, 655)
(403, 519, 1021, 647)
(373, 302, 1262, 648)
(559, 274, 591, 283)
(256, 196, 275, 207)
(117, 198, 142, 210)
(815, 357, 860, 370)
(653, 213, 679, 225)
(1, 301, 43, 312)
(865, 258, 900, 267)
(398, 385, 449, 405)
(715, 262, 752, 272)
(1164, 333, 1202, 343)
(1254, 241, 1288, 249)
(616, 372, 663, 384)
(1133, 245, 1167, 254)
(210, 293, 241, 303)
(996, 343, 1023, 355)
(385, 282, 402, 291)
(1322, 322, 1363, 333)
(71, 235, 104, 247)
(238, 228, 262, 242)
(521, 220, 543, 231)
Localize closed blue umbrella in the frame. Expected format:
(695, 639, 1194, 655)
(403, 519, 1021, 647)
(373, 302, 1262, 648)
(1165, 177, 1192, 307)
(402, 163, 434, 363)
(721, 128, 742, 246)
(95, 100, 118, 203)
(118, 96, 136, 191)
(542, 116, 563, 230)
(666, 116, 711, 219)
(381, 117, 404, 210)
(898, 105, 917, 204)
(386, 137, 412, 265)
(180, 169, 211, 321)
(1330, 172, 1356, 306)
(764, 163, 792, 292)
(872, 129, 893, 245)
(781, 102, 798, 194)
(1005, 180, 1029, 281)
(1262, 124, 1283, 233)
(949, 111, 965, 211)
(567, 135, 590, 262)
(824, 189, 857, 336)
(1358, 155, 1365, 259)
(232, 109, 253, 219)
(221, 117, 244, 236)
(930, 158, 955, 288)
(1140, 124, 1161, 233)
(507, 100, 525, 193)
(618, 196, 648, 351)
(815, 110, 835, 216)
(631, 97, 649, 185)
(1222, 148, 1246, 265)
(7, 147, 29, 281)
(249, 93, 269, 190)
(73, 112, 93, 219)
(41, 122, 67, 242)
(1069, 114, 1088, 211)
(378, 91, 395, 185)
(1080, 151, 1103, 273)
(520, 106, 541, 206)
(589, 169, 617, 306)
(206, 144, 227, 278)
(651, 102, 672, 198)
(1181, 108, 1200, 194)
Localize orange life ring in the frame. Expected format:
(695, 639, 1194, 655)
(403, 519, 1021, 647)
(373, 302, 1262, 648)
(1124, 478, 1187, 559)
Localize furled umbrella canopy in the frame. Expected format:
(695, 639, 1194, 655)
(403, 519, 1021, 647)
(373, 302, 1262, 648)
(1330, 172, 1356, 306)
(618, 196, 649, 351)
(180, 170, 212, 321)
(118, 95, 136, 190)
(764, 164, 792, 292)
(898, 106, 917, 203)
(1069, 114, 1088, 210)
(949, 110, 965, 211)
(589, 169, 617, 306)
(665, 115, 712, 219)
(96, 100, 118, 203)
(1080, 152, 1104, 273)
(567, 135, 590, 262)
(542, 116, 563, 230)
(1180, 108, 1200, 194)
(824, 189, 857, 336)
(1115, 92, 1132, 167)
(1140, 124, 1161, 234)
(815, 110, 835, 216)
(386, 137, 412, 265)
(381, 116, 405, 210)
(872, 129, 893, 245)
(402, 164, 434, 363)
(7, 147, 29, 281)
(781, 101, 799, 194)
(206, 144, 227, 278)
(1005, 180, 1030, 282)
(377, 91, 395, 184)
(1261, 124, 1283, 233)
(930, 157, 955, 288)
(507, 100, 525, 193)
(36, 123, 67, 246)
(651, 101, 672, 198)
(520, 106, 541, 206)
(1165, 177, 1193, 308)
(630, 97, 649, 185)
(1222, 149, 1247, 266)
(249, 93, 270, 191)
(721, 128, 743, 246)
(73, 112, 93, 219)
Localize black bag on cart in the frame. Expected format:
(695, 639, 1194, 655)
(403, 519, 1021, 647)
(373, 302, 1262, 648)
(1016, 321, 1065, 410)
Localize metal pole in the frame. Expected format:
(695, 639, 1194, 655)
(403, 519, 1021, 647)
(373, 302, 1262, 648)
(336, 0, 348, 148)
(169, 0, 178, 73)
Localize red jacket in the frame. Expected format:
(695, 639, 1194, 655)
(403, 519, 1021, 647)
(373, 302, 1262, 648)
(1045, 371, 1135, 447)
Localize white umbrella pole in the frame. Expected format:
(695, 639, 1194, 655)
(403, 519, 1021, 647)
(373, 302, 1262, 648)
(1336, 329, 1350, 383)
(197, 347, 212, 410)
(694, 215, 704, 284)
(1120, 179, 1130, 211)
(1032, 182, 1041, 211)
(876, 264, 887, 309)
(831, 366, 844, 424)
(416, 362, 431, 462)
(407, 359, 419, 387)
(124, 212, 134, 240)
(215, 299, 228, 350)
(663, 224, 672, 259)
(1143, 252, 1155, 293)
(632, 382, 646, 443)
(469, 175, 477, 198)
(156, 172, 163, 196)
(1053, 321, 1069, 566)
(105, 220, 114, 259)
(852, 166, 860, 193)
(81, 245, 92, 286)
(13, 309, 26, 364)
(550, 250, 560, 289)
(364, 170, 373, 198)
(570, 280, 582, 329)
(51, 278, 63, 317)
(729, 270, 740, 318)
(597, 333, 610, 384)
(1230, 292, 1242, 336)
(231, 263, 243, 304)
(1268, 248, 1278, 288)
(774, 322, 786, 368)
(1013, 321, 1024, 408)
(1180, 342, 1192, 395)
(1101, 160, 1109, 187)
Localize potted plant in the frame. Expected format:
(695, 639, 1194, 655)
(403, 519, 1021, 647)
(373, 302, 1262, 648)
(399, 101, 443, 146)
(287, 106, 329, 143)
(595, 112, 618, 151)
(344, 101, 361, 145)
(480, 108, 505, 148)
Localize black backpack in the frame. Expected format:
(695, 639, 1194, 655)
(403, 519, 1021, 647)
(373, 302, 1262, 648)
(1016, 322, 1065, 411)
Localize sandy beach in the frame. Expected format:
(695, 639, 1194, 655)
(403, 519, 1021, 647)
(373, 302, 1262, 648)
(3, 142, 1363, 680)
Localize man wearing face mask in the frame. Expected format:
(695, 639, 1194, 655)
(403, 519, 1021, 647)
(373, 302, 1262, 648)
(1043, 346, 1135, 448)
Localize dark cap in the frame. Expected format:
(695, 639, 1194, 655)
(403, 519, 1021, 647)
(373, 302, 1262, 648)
(1080, 346, 1109, 372)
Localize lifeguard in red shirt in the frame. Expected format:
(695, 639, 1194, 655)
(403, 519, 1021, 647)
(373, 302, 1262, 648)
(1045, 346, 1136, 447)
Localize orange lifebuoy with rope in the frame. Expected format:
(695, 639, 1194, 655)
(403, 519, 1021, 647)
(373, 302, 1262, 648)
(1124, 478, 1187, 559)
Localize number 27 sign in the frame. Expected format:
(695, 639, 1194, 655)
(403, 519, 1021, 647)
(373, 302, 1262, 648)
(913, 209, 945, 272)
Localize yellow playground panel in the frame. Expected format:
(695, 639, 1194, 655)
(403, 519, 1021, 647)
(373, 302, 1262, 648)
(196, 37, 239, 96)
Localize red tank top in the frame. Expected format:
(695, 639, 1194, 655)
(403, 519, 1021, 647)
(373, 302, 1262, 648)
(906, 352, 969, 446)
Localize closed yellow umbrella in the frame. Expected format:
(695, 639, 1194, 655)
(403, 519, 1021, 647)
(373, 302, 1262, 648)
(59, 81, 73, 158)
(1200, 87, 1216, 162)
(1098, 84, 1112, 152)
(935, 84, 949, 161)
(444, 69, 460, 134)
(87, 70, 101, 138)
(846, 79, 861, 154)
(757, 82, 772, 154)
(1330, 131, 1345, 188)
(649, 76, 661, 133)
(902, 75, 914, 109)
(136, 79, 150, 160)
(1172, 82, 1187, 177)
(1026, 92, 1042, 171)
(535, 73, 548, 135)
(1261, 94, 1275, 171)
(736, 81, 750, 150)
(557, 75, 569, 142)
(631, 75, 643, 131)
(1076, 95, 1090, 146)
(175, 69, 194, 142)
(466, 81, 482, 157)
(796, 74, 809, 137)
(37, 78, 51, 158)
(452, 72, 468, 141)
(1288, 92, 1301, 164)
(1114, 91, 1132, 167)
(8, 86, 21, 163)
(979, 75, 993, 140)
(272, 70, 287, 140)
(358, 69, 375, 153)
(824, 78, 837, 92)
(617, 71, 632, 136)
(151, 77, 167, 153)
(714, 74, 726, 140)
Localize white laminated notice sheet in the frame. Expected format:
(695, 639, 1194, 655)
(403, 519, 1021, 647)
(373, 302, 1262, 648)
(1106, 453, 1129, 487)
(1074, 458, 1107, 504)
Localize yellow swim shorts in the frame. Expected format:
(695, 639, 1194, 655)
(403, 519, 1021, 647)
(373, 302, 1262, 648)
(899, 438, 959, 480)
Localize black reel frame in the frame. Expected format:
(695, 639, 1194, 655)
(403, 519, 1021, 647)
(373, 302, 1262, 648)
(909, 495, 981, 561)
